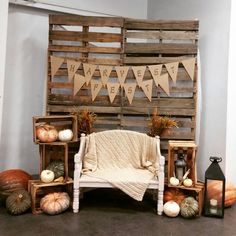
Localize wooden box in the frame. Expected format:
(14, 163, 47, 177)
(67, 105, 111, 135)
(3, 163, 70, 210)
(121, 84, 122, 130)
(165, 182, 204, 216)
(33, 115, 78, 144)
(168, 140, 197, 186)
(28, 179, 73, 214)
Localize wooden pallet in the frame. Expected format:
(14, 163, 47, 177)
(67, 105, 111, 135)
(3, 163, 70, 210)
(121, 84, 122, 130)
(46, 14, 199, 156)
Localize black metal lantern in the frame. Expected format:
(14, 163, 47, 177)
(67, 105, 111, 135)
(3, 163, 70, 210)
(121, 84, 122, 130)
(204, 157, 225, 218)
(175, 152, 187, 180)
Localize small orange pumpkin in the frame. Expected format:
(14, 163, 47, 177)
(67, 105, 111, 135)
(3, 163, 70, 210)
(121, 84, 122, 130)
(164, 187, 186, 205)
(207, 181, 236, 208)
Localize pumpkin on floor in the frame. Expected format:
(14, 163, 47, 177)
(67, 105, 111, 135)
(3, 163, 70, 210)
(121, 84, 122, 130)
(40, 192, 70, 215)
(0, 169, 32, 204)
(207, 181, 236, 207)
(180, 197, 199, 218)
(6, 189, 31, 215)
(164, 187, 186, 205)
(46, 160, 64, 179)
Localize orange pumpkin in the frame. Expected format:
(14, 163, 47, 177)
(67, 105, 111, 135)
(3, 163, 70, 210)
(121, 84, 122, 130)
(164, 187, 186, 205)
(207, 181, 236, 207)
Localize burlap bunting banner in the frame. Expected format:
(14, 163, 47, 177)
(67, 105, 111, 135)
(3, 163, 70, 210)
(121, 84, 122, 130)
(148, 64, 163, 80)
(156, 73, 170, 96)
(124, 83, 137, 105)
(132, 66, 146, 87)
(83, 63, 97, 85)
(115, 66, 129, 87)
(141, 79, 153, 102)
(107, 82, 120, 103)
(91, 79, 102, 101)
(99, 65, 113, 86)
(182, 58, 196, 81)
(50, 56, 64, 79)
(67, 59, 81, 82)
(73, 74, 86, 96)
(165, 62, 179, 84)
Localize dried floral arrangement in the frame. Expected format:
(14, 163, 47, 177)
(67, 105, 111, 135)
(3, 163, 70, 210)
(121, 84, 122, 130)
(71, 108, 96, 136)
(148, 108, 178, 137)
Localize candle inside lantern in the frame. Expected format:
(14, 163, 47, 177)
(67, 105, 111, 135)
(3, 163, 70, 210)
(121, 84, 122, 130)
(209, 199, 218, 214)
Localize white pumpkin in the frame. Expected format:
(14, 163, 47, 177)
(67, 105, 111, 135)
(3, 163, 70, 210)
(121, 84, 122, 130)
(169, 177, 180, 186)
(163, 200, 180, 217)
(183, 178, 193, 187)
(40, 170, 55, 183)
(58, 129, 73, 142)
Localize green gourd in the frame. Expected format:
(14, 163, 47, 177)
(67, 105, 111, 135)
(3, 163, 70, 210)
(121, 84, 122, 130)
(6, 190, 31, 215)
(46, 160, 64, 179)
(180, 197, 199, 218)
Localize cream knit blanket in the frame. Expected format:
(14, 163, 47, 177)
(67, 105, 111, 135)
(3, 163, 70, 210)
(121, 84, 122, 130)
(82, 130, 160, 201)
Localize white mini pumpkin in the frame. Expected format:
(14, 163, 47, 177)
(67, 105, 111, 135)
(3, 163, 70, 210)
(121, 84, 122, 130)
(163, 200, 180, 217)
(58, 129, 73, 142)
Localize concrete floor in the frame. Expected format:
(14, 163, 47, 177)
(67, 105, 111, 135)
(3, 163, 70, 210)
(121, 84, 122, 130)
(0, 189, 235, 236)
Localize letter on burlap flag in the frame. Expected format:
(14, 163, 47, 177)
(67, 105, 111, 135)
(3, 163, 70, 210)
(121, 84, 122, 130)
(124, 83, 137, 105)
(99, 65, 112, 86)
(73, 74, 86, 96)
(91, 79, 102, 101)
(83, 63, 97, 85)
(141, 79, 153, 102)
(50, 56, 64, 79)
(107, 82, 120, 103)
(165, 62, 179, 84)
(132, 66, 146, 87)
(156, 73, 170, 96)
(148, 64, 163, 83)
(115, 66, 129, 87)
(67, 59, 81, 82)
(181, 58, 196, 80)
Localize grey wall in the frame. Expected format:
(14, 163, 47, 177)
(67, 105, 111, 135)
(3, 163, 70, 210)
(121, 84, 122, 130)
(147, 0, 231, 181)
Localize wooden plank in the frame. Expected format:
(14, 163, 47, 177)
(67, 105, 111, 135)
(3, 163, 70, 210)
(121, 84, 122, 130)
(124, 19, 199, 30)
(125, 43, 197, 54)
(50, 30, 122, 43)
(49, 45, 122, 54)
(49, 14, 124, 27)
(125, 31, 198, 40)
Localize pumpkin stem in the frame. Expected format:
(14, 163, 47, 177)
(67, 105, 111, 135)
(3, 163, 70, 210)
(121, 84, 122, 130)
(16, 194, 23, 203)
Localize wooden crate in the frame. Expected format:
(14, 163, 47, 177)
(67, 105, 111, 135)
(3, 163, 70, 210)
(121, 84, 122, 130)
(28, 179, 73, 214)
(167, 140, 197, 186)
(165, 182, 204, 216)
(33, 115, 78, 144)
(46, 14, 199, 157)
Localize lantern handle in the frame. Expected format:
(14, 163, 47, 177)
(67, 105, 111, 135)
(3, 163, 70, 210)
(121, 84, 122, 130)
(210, 156, 222, 163)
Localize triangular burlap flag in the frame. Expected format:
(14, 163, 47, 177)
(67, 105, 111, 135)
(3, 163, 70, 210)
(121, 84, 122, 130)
(124, 83, 137, 105)
(107, 82, 120, 103)
(157, 73, 170, 96)
(182, 58, 196, 80)
(165, 62, 179, 84)
(141, 79, 153, 102)
(73, 74, 86, 96)
(132, 66, 146, 87)
(91, 79, 102, 101)
(67, 59, 81, 82)
(99, 65, 112, 86)
(115, 66, 129, 87)
(83, 63, 97, 85)
(50, 56, 64, 79)
(148, 64, 163, 82)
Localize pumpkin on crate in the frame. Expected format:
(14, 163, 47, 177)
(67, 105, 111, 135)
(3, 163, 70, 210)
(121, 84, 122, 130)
(6, 189, 31, 215)
(207, 181, 236, 208)
(0, 169, 32, 204)
(46, 160, 65, 179)
(180, 196, 199, 218)
(164, 187, 187, 205)
(40, 192, 70, 215)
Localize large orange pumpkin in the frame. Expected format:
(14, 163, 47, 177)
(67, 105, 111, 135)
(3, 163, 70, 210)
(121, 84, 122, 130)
(207, 181, 236, 207)
(0, 169, 32, 203)
(164, 187, 186, 205)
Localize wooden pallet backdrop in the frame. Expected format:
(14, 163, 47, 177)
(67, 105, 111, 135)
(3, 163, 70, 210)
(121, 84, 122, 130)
(47, 14, 199, 156)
